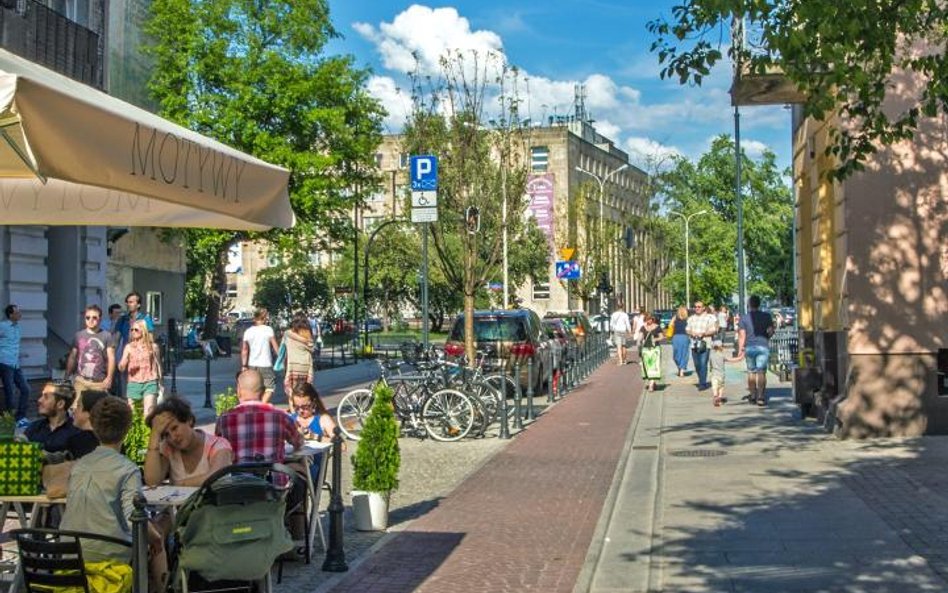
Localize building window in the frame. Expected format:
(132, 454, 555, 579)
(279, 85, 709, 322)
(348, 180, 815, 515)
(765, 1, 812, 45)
(367, 191, 386, 202)
(398, 153, 409, 169)
(226, 283, 238, 299)
(146, 291, 163, 324)
(532, 282, 550, 300)
(363, 216, 382, 231)
(45, 0, 89, 27)
(531, 146, 549, 172)
(374, 153, 384, 168)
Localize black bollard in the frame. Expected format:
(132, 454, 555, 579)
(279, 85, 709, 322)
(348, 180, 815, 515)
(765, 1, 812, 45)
(322, 427, 348, 572)
(513, 361, 523, 430)
(203, 355, 212, 408)
(130, 492, 148, 593)
(526, 358, 535, 421)
(499, 370, 511, 440)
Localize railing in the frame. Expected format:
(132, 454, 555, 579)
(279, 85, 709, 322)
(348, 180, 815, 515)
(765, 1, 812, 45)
(0, 0, 102, 88)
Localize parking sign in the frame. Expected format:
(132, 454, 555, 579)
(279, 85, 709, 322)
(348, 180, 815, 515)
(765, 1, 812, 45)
(410, 155, 438, 191)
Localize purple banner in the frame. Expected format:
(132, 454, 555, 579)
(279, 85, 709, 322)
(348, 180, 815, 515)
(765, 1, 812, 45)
(526, 174, 555, 253)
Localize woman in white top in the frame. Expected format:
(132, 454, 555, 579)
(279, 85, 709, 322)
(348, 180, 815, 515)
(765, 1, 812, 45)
(143, 396, 233, 487)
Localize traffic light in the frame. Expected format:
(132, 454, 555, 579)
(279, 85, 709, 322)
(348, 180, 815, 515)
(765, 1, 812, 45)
(598, 273, 612, 294)
(466, 206, 480, 234)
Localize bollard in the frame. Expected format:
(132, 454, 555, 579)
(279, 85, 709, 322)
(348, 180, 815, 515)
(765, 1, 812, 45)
(547, 357, 555, 403)
(499, 371, 511, 439)
(203, 355, 212, 408)
(322, 427, 349, 572)
(526, 358, 535, 421)
(513, 361, 523, 430)
(131, 492, 148, 593)
(170, 344, 178, 394)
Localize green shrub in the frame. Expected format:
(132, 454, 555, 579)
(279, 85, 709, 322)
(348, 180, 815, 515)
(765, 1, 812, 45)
(0, 411, 15, 442)
(351, 381, 400, 493)
(214, 388, 239, 417)
(123, 402, 150, 465)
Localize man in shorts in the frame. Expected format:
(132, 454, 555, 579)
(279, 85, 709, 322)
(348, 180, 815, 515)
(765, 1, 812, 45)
(609, 304, 632, 365)
(241, 308, 280, 403)
(736, 295, 775, 406)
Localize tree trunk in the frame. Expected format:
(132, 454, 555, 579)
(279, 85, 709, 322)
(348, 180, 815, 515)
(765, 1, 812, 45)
(202, 247, 228, 340)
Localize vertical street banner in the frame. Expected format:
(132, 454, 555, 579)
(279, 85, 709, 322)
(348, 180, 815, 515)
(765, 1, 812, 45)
(526, 174, 555, 253)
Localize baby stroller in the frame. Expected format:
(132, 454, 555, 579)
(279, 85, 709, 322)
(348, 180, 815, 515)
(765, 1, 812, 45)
(167, 463, 298, 593)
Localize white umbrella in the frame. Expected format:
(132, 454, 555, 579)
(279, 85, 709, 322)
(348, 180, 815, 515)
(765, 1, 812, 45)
(0, 48, 294, 231)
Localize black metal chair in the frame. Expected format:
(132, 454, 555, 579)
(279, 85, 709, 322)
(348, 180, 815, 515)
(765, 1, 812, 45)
(11, 528, 132, 593)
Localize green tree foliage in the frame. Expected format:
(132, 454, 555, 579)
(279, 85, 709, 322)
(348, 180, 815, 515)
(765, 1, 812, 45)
(352, 382, 400, 493)
(253, 264, 332, 321)
(647, 1, 948, 179)
(401, 52, 549, 360)
(658, 136, 793, 306)
(144, 0, 384, 336)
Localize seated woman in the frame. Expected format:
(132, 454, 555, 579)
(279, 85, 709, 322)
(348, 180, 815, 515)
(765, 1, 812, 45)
(143, 397, 233, 487)
(289, 382, 336, 444)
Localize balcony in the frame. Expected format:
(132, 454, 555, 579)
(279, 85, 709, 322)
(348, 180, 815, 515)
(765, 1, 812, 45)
(0, 0, 102, 88)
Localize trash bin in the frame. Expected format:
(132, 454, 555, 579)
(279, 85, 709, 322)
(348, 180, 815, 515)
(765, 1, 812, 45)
(215, 335, 232, 358)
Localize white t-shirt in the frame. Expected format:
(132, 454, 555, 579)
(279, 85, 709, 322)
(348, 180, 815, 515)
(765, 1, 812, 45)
(243, 324, 275, 367)
(610, 310, 632, 333)
(632, 313, 646, 337)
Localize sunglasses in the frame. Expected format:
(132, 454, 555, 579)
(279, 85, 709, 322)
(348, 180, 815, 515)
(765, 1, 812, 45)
(131, 327, 143, 333)
(85, 315, 99, 321)
(295, 404, 314, 411)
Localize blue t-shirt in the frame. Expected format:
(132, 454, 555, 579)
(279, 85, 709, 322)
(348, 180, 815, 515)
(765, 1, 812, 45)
(739, 311, 773, 349)
(289, 413, 325, 481)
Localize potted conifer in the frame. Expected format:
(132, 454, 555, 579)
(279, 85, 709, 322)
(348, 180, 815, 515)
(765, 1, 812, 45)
(350, 381, 400, 531)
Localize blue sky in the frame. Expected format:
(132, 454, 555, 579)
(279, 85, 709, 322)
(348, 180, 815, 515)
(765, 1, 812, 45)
(325, 1, 792, 172)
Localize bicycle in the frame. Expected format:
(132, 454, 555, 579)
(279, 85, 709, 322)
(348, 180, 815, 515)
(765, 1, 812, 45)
(336, 358, 475, 442)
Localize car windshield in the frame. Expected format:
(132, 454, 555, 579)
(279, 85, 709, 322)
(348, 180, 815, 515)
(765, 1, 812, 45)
(449, 317, 526, 342)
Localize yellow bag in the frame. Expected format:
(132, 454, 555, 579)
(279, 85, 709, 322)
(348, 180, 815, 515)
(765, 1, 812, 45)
(665, 323, 674, 339)
(34, 560, 132, 593)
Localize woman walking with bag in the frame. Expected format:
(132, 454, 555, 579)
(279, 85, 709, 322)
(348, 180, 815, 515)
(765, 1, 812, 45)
(117, 319, 161, 417)
(640, 315, 665, 391)
(282, 315, 315, 410)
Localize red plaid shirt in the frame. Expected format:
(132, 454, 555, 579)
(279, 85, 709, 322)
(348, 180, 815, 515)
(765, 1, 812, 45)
(215, 401, 302, 464)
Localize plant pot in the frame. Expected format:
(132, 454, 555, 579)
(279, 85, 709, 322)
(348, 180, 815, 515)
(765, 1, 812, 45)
(351, 490, 389, 531)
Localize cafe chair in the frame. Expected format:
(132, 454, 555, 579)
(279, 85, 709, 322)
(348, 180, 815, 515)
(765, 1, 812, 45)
(11, 528, 132, 593)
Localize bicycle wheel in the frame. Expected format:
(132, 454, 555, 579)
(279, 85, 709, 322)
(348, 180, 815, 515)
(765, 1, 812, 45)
(469, 379, 502, 430)
(421, 388, 474, 442)
(336, 388, 374, 441)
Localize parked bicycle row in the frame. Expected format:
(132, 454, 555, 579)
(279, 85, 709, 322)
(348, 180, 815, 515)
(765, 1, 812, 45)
(334, 330, 610, 443)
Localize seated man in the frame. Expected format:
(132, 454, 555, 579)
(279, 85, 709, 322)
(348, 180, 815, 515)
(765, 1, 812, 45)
(215, 369, 301, 463)
(60, 396, 143, 563)
(24, 382, 92, 460)
(70, 389, 111, 454)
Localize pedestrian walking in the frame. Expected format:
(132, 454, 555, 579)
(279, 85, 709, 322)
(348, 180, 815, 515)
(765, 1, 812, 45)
(670, 306, 690, 376)
(0, 304, 30, 423)
(630, 306, 647, 362)
(735, 295, 775, 406)
(609, 304, 632, 365)
(282, 314, 315, 409)
(639, 315, 664, 391)
(241, 308, 280, 403)
(66, 304, 116, 399)
(117, 319, 162, 418)
(100, 303, 122, 332)
(686, 300, 719, 391)
(113, 291, 155, 397)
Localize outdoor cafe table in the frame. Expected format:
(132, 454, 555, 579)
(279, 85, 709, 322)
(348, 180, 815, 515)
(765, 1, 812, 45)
(285, 441, 332, 557)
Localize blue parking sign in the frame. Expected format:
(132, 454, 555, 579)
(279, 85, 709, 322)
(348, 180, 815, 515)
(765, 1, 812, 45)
(410, 155, 438, 191)
(555, 260, 581, 280)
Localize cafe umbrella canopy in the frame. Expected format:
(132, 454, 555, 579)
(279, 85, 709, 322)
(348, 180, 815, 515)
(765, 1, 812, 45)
(0, 48, 294, 231)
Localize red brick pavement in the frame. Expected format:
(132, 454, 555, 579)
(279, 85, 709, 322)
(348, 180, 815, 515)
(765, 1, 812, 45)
(326, 361, 643, 593)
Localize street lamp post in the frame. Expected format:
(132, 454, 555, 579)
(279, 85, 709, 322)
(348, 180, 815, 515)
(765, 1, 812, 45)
(575, 163, 628, 313)
(669, 209, 708, 306)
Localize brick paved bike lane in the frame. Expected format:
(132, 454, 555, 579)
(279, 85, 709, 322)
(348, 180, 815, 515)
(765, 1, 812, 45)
(324, 362, 643, 593)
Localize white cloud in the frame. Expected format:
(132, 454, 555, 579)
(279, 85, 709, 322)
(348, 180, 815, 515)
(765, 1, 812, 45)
(354, 5, 504, 75)
(366, 76, 412, 133)
(740, 139, 770, 158)
(624, 137, 682, 165)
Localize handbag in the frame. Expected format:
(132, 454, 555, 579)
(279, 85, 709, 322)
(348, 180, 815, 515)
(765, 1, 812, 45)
(42, 458, 74, 499)
(665, 324, 674, 339)
(273, 339, 287, 372)
(693, 339, 708, 354)
(152, 349, 167, 404)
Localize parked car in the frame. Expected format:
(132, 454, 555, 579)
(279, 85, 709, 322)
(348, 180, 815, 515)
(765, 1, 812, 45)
(654, 309, 676, 329)
(779, 307, 796, 328)
(589, 314, 611, 334)
(234, 318, 254, 343)
(364, 318, 383, 333)
(542, 318, 578, 371)
(543, 311, 593, 346)
(444, 309, 553, 395)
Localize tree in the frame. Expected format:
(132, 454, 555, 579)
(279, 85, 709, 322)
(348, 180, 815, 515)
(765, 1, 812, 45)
(144, 0, 384, 337)
(647, 1, 948, 180)
(253, 264, 332, 322)
(401, 52, 549, 362)
(656, 136, 793, 305)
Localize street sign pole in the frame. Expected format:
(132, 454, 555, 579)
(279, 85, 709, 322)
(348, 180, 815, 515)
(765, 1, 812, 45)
(422, 222, 429, 349)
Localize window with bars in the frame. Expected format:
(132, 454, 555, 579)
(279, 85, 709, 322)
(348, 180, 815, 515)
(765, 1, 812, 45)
(532, 282, 551, 300)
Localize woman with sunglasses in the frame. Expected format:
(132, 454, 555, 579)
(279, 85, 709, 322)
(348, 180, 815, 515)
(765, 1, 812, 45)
(117, 319, 161, 416)
(289, 382, 335, 443)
